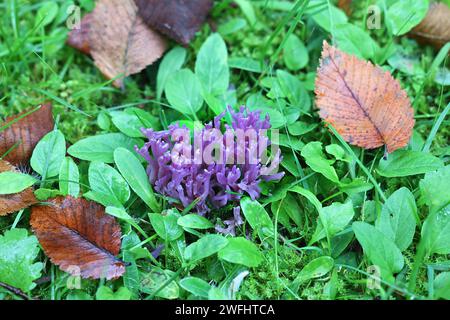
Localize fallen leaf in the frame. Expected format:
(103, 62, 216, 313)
(0, 103, 54, 166)
(88, 0, 167, 88)
(315, 41, 414, 153)
(337, 0, 352, 16)
(67, 13, 93, 55)
(30, 196, 125, 280)
(0, 160, 38, 216)
(135, 0, 213, 45)
(410, 2, 450, 50)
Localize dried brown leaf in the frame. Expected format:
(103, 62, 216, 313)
(88, 0, 167, 88)
(135, 0, 213, 45)
(30, 197, 125, 280)
(337, 0, 352, 16)
(410, 3, 450, 50)
(0, 160, 38, 216)
(0, 103, 54, 166)
(67, 13, 93, 55)
(315, 41, 415, 154)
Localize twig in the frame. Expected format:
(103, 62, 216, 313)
(0, 281, 30, 300)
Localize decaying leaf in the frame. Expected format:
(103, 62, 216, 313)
(88, 0, 167, 88)
(0, 103, 54, 166)
(0, 160, 38, 216)
(67, 13, 93, 55)
(337, 0, 352, 16)
(315, 41, 414, 154)
(410, 2, 450, 50)
(30, 197, 125, 280)
(135, 0, 213, 45)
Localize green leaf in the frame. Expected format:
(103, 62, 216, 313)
(184, 234, 229, 262)
(0, 172, 36, 195)
(277, 70, 311, 112)
(292, 256, 334, 290)
(149, 211, 183, 241)
(140, 268, 179, 299)
(59, 157, 80, 197)
(377, 150, 444, 177)
(325, 144, 349, 162)
(177, 214, 214, 230)
(218, 237, 263, 267)
(157, 46, 187, 100)
(34, 188, 63, 201)
(421, 204, 450, 255)
(96, 286, 132, 300)
(0, 229, 43, 292)
(353, 222, 404, 282)
(234, 0, 256, 25)
(420, 166, 450, 214)
(283, 34, 309, 71)
(195, 33, 229, 96)
(240, 197, 274, 240)
(386, 0, 429, 35)
(375, 188, 417, 251)
(165, 69, 203, 117)
(68, 133, 141, 163)
(301, 141, 339, 183)
(434, 272, 450, 300)
(179, 277, 211, 298)
(85, 161, 130, 208)
(114, 148, 159, 212)
(36, 2, 59, 27)
(312, 201, 355, 243)
(30, 130, 66, 179)
(228, 57, 262, 73)
(334, 23, 378, 59)
(311, 5, 347, 32)
(110, 111, 139, 137)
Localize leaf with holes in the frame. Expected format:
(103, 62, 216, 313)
(88, 0, 167, 88)
(30, 197, 125, 280)
(0, 160, 38, 216)
(315, 41, 414, 153)
(0, 104, 54, 166)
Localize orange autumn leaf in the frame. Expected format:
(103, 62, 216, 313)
(410, 2, 450, 50)
(0, 103, 54, 166)
(315, 41, 414, 153)
(30, 197, 125, 280)
(0, 160, 38, 216)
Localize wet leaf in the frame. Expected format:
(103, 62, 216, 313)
(30, 197, 125, 280)
(0, 229, 43, 292)
(0, 104, 54, 166)
(0, 160, 38, 216)
(315, 41, 414, 153)
(410, 2, 450, 49)
(88, 0, 167, 88)
(135, 0, 213, 45)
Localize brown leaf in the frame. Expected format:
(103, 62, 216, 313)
(410, 3, 450, 50)
(135, 0, 213, 45)
(0, 103, 54, 166)
(88, 0, 167, 88)
(0, 160, 38, 216)
(67, 13, 93, 55)
(315, 41, 414, 154)
(30, 197, 125, 280)
(337, 0, 352, 16)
